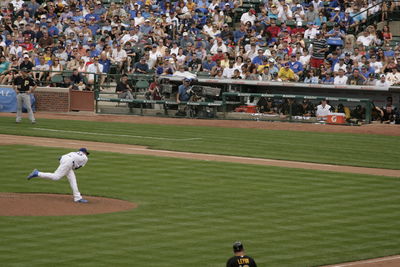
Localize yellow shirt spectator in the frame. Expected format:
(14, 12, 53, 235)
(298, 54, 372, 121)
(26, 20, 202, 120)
(257, 64, 269, 74)
(278, 65, 296, 81)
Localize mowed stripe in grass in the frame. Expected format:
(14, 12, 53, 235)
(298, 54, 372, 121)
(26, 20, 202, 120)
(1, 146, 400, 266)
(0, 116, 399, 169)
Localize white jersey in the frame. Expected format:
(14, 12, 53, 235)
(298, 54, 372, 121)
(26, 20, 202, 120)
(63, 151, 88, 170)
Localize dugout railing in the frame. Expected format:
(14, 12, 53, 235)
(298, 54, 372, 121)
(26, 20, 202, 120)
(95, 91, 373, 124)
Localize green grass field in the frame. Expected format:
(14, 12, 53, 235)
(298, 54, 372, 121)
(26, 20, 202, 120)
(1, 117, 400, 266)
(0, 117, 399, 169)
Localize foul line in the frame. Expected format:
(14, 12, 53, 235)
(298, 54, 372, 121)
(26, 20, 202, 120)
(32, 128, 202, 141)
(324, 255, 400, 266)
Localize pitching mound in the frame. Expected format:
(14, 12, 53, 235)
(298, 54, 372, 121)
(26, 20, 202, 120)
(0, 193, 138, 216)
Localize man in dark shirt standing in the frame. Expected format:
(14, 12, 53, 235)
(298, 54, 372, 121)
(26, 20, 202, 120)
(226, 241, 257, 267)
(13, 68, 36, 124)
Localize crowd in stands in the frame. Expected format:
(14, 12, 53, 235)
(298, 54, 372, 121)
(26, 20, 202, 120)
(0, 0, 399, 90)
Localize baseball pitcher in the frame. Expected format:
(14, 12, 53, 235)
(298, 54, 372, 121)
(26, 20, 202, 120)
(27, 148, 90, 203)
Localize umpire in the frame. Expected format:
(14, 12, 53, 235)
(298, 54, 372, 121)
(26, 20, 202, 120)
(226, 241, 257, 267)
(13, 68, 36, 124)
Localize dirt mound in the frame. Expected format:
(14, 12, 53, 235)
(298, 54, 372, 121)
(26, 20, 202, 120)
(0, 193, 137, 216)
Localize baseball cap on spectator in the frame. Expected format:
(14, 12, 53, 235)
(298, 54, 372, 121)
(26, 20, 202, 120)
(23, 54, 29, 58)
(183, 32, 188, 36)
(296, 21, 302, 27)
(225, 3, 230, 6)
(249, 8, 256, 14)
(345, 52, 351, 56)
(380, 74, 385, 78)
(145, 19, 150, 22)
(334, 7, 340, 11)
(268, 58, 275, 63)
(40, 15, 46, 19)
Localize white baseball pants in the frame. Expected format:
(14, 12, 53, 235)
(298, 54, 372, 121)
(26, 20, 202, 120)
(37, 155, 82, 202)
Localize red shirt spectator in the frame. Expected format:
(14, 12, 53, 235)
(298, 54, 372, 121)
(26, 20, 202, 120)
(265, 21, 280, 38)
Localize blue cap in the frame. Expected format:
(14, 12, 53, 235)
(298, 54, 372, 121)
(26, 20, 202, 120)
(79, 148, 90, 155)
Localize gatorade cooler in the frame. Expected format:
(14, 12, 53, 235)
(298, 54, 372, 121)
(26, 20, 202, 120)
(246, 105, 257, 113)
(327, 113, 346, 124)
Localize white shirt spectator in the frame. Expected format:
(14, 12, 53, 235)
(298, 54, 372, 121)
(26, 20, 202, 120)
(386, 71, 400, 86)
(375, 79, 390, 88)
(334, 62, 347, 73)
(240, 11, 256, 25)
(370, 61, 383, 74)
(87, 62, 104, 73)
(210, 42, 228, 54)
(148, 50, 163, 69)
(334, 74, 348, 85)
(121, 33, 138, 45)
(9, 44, 23, 57)
(11, 0, 25, 10)
(111, 48, 127, 62)
(278, 7, 293, 21)
(304, 27, 318, 40)
(357, 33, 375, 46)
(299, 54, 311, 66)
(222, 67, 235, 79)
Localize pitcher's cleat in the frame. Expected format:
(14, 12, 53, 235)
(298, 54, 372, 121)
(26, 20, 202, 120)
(27, 169, 39, 180)
(75, 199, 89, 203)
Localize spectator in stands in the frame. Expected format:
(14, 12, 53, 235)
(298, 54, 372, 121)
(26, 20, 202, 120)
(326, 23, 345, 53)
(111, 43, 127, 73)
(386, 68, 400, 86)
(365, 73, 377, 85)
(321, 72, 334, 84)
(134, 57, 149, 74)
(19, 54, 34, 71)
(69, 69, 86, 91)
(303, 69, 319, 84)
(278, 62, 297, 82)
(288, 54, 303, 79)
(116, 74, 134, 100)
(347, 68, 366, 85)
(334, 68, 348, 85)
(86, 57, 103, 88)
(310, 32, 328, 69)
(375, 74, 390, 88)
(241, 8, 256, 25)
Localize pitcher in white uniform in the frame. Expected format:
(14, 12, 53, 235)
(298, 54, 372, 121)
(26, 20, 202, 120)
(27, 148, 90, 203)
